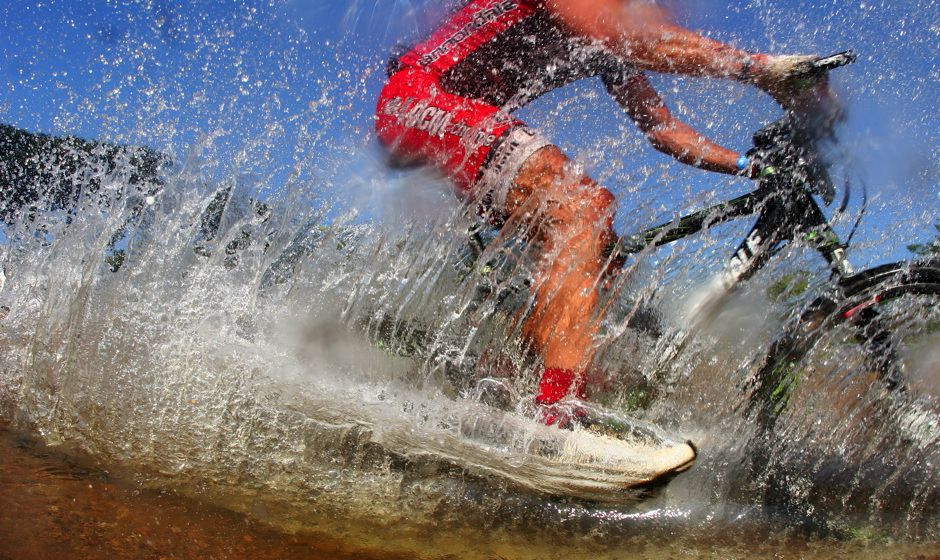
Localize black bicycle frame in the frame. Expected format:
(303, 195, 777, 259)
(611, 175, 854, 297)
(612, 51, 863, 300)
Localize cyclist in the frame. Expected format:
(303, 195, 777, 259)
(375, 0, 835, 427)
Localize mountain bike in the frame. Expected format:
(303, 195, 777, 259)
(594, 51, 940, 435)
(257, 51, 938, 441)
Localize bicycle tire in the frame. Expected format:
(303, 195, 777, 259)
(746, 258, 940, 433)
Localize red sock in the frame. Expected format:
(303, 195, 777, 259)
(535, 367, 587, 405)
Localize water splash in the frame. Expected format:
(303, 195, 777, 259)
(0, 0, 938, 557)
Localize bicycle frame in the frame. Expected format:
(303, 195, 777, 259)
(608, 98, 939, 404)
(611, 51, 862, 305)
(611, 168, 854, 298)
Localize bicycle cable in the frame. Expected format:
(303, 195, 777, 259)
(837, 176, 851, 215)
(843, 175, 869, 250)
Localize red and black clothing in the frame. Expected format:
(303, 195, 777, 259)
(376, 0, 637, 198)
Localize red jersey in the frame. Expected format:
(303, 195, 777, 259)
(392, 0, 632, 110)
(376, 0, 634, 198)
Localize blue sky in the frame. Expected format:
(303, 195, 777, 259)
(1, 0, 937, 266)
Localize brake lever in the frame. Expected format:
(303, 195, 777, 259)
(809, 50, 857, 74)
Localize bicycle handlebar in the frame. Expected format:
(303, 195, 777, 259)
(748, 114, 837, 204)
(748, 51, 857, 205)
(607, 51, 857, 260)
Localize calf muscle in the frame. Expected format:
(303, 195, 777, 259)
(503, 146, 616, 372)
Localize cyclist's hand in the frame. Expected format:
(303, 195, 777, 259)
(752, 54, 846, 133)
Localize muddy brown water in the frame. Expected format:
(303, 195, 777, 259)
(2, 427, 940, 560)
(0, 427, 415, 560)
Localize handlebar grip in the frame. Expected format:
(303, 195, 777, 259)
(793, 50, 857, 80)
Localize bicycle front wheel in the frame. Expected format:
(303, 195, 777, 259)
(748, 258, 940, 435)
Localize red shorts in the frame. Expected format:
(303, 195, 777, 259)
(375, 68, 550, 205)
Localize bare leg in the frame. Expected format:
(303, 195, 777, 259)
(501, 145, 616, 391)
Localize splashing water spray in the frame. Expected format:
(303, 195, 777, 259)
(0, 1, 937, 558)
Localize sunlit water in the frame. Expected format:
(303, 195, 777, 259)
(1, 1, 938, 558)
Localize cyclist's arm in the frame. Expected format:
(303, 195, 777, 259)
(543, 0, 747, 78)
(605, 70, 743, 175)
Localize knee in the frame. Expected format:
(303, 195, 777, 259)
(512, 145, 617, 241)
(519, 147, 616, 218)
(555, 182, 615, 235)
(516, 145, 574, 189)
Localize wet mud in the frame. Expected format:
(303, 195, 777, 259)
(0, 427, 414, 560)
(2, 426, 940, 560)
